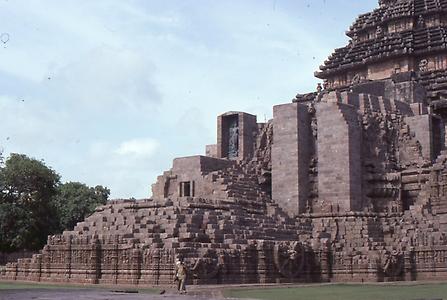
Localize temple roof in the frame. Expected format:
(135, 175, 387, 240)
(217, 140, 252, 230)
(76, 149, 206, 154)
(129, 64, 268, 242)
(347, 0, 447, 38)
(347, 0, 447, 37)
(316, 0, 447, 79)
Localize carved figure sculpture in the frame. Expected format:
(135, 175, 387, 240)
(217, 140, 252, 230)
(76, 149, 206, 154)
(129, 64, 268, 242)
(351, 73, 361, 85)
(273, 241, 305, 278)
(380, 249, 404, 277)
(417, 15, 425, 28)
(190, 256, 220, 279)
(419, 59, 428, 72)
(316, 83, 323, 94)
(228, 121, 239, 159)
(376, 26, 383, 36)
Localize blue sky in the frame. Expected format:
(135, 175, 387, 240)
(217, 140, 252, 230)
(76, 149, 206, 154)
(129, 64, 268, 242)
(0, 0, 378, 199)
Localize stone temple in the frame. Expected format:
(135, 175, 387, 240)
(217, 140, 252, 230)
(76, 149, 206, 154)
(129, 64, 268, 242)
(4, 0, 447, 285)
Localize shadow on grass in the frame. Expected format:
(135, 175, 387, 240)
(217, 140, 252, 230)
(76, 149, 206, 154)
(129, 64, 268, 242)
(223, 283, 447, 300)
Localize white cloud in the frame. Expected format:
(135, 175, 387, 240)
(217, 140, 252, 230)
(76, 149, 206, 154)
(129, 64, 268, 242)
(0, 95, 75, 149)
(115, 138, 160, 158)
(50, 46, 161, 111)
(0, 0, 380, 200)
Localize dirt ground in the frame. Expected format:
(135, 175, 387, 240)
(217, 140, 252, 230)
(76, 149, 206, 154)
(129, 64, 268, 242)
(3, 280, 445, 300)
(0, 288, 233, 300)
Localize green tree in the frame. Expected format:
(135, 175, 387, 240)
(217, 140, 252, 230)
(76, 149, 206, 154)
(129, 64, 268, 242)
(0, 153, 110, 251)
(53, 182, 109, 231)
(0, 153, 60, 251)
(0, 203, 34, 251)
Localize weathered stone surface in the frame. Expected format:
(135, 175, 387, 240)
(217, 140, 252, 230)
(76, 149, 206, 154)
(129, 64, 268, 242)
(272, 103, 311, 216)
(316, 99, 362, 213)
(5, 0, 447, 286)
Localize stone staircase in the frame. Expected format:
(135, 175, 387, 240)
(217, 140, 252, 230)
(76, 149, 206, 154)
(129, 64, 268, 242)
(66, 196, 309, 251)
(205, 160, 270, 208)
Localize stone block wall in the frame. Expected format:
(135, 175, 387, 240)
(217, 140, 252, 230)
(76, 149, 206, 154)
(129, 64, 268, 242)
(0, 251, 35, 265)
(316, 100, 362, 212)
(206, 144, 218, 158)
(405, 114, 444, 161)
(240, 113, 258, 160)
(271, 90, 421, 216)
(172, 156, 233, 175)
(350, 76, 427, 107)
(272, 103, 311, 217)
(385, 77, 427, 105)
(151, 156, 234, 199)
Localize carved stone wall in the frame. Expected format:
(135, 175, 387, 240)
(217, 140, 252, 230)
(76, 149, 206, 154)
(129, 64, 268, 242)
(6, 0, 447, 287)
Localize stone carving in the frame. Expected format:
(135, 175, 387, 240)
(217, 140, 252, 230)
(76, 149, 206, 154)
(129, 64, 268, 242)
(316, 83, 323, 94)
(273, 241, 305, 278)
(376, 26, 383, 36)
(5, 0, 447, 286)
(379, 0, 396, 8)
(379, 250, 404, 277)
(228, 119, 239, 159)
(351, 74, 361, 85)
(189, 251, 224, 279)
(419, 59, 428, 72)
(417, 15, 425, 28)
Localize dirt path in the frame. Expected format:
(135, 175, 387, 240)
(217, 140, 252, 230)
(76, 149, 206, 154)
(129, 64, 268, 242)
(0, 288, 235, 300)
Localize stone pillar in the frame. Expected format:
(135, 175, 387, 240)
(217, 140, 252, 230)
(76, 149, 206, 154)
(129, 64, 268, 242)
(63, 236, 71, 281)
(272, 103, 311, 217)
(256, 245, 268, 283)
(152, 250, 161, 285)
(316, 100, 362, 212)
(319, 239, 331, 282)
(111, 244, 118, 284)
(88, 238, 100, 284)
(130, 248, 141, 285)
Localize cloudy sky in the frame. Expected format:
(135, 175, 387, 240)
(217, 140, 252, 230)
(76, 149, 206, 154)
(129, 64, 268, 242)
(0, 0, 378, 199)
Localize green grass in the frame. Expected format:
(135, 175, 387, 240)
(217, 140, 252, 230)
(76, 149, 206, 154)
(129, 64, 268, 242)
(224, 283, 447, 300)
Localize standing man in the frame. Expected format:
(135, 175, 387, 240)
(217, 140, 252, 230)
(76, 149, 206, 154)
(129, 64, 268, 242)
(175, 257, 187, 294)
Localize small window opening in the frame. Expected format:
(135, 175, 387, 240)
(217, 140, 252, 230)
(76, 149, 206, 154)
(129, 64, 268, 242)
(180, 181, 194, 197)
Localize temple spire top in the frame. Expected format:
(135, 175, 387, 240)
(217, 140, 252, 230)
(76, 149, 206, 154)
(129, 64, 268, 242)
(378, 0, 405, 7)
